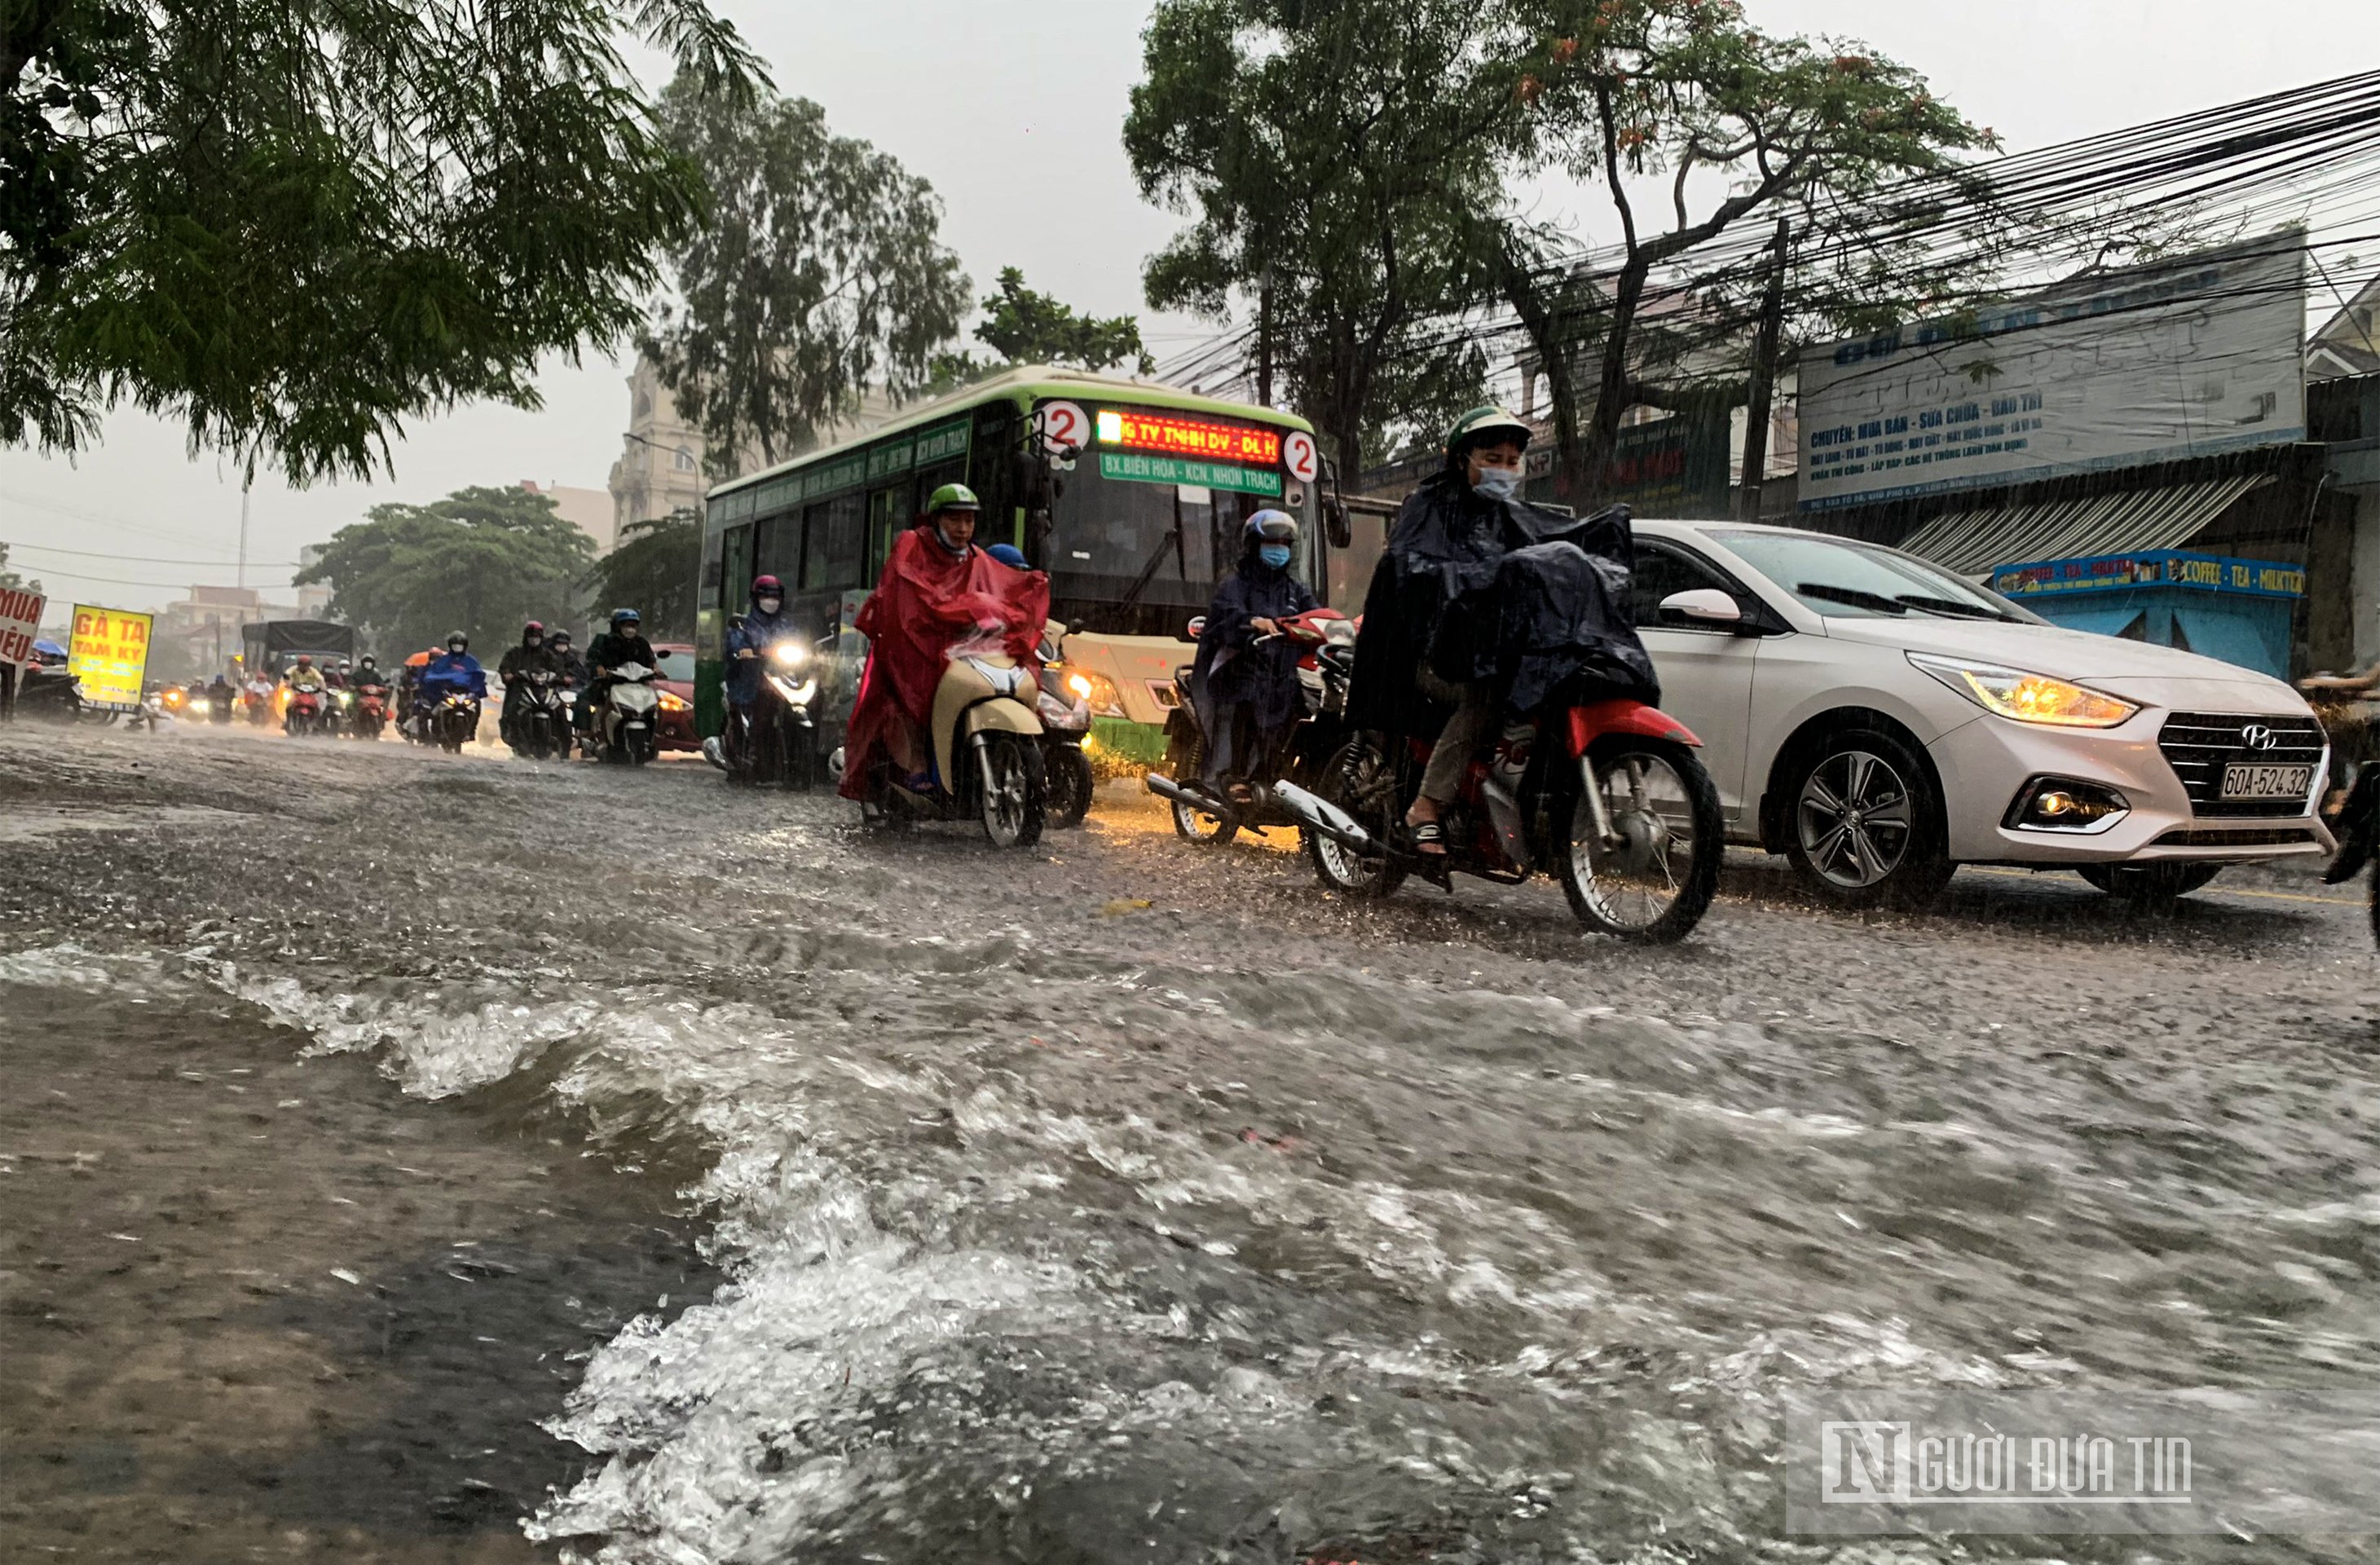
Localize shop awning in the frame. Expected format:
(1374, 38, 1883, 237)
(1897, 474, 2275, 577)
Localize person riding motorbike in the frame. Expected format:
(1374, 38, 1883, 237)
(587, 609, 659, 738)
(324, 659, 351, 693)
(725, 575, 803, 769)
(205, 672, 234, 721)
(1192, 511, 1317, 803)
(416, 633, 487, 726)
(281, 655, 326, 694)
(839, 483, 1047, 799)
(1345, 407, 1549, 855)
(546, 629, 588, 747)
(497, 620, 556, 746)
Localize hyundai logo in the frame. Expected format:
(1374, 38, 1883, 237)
(2240, 724, 2281, 752)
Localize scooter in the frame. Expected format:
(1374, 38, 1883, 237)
(857, 631, 1048, 847)
(425, 690, 481, 753)
(1274, 694, 1726, 945)
(726, 637, 822, 788)
(1144, 606, 1355, 845)
(2322, 767, 2380, 949)
(597, 663, 660, 765)
(283, 688, 329, 738)
(506, 670, 573, 761)
(1034, 619, 1095, 829)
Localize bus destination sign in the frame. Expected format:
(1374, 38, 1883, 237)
(1095, 408, 1281, 468)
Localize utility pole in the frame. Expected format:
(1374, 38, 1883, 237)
(236, 479, 251, 592)
(1256, 264, 1274, 409)
(1739, 216, 1789, 521)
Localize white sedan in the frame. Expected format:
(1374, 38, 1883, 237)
(1629, 519, 2334, 906)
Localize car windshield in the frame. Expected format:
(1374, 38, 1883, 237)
(1707, 530, 2041, 624)
(653, 649, 696, 682)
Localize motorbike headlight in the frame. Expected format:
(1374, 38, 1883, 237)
(769, 641, 808, 668)
(1907, 653, 2139, 729)
(1069, 669, 1125, 718)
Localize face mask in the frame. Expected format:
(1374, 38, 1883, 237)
(1258, 544, 1293, 569)
(1473, 465, 1522, 501)
(447, 644, 465, 655)
(756, 597, 782, 615)
(526, 637, 542, 648)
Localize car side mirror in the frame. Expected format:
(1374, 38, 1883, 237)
(1658, 588, 1743, 628)
(1323, 496, 1352, 550)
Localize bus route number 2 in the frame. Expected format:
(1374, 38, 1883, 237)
(1038, 401, 1088, 462)
(1283, 430, 1319, 484)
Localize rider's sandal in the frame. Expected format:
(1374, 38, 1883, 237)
(1410, 819, 1448, 855)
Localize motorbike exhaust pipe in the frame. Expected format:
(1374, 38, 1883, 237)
(1145, 773, 1202, 808)
(1271, 780, 1373, 852)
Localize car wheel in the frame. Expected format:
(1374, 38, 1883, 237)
(2076, 863, 2223, 902)
(1783, 726, 1954, 909)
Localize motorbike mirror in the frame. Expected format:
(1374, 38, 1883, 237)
(1659, 588, 1744, 628)
(1323, 496, 1352, 550)
(1185, 615, 1207, 640)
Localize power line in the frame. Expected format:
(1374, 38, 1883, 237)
(1, 538, 299, 567)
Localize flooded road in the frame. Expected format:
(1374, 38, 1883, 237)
(3, 722, 2377, 1563)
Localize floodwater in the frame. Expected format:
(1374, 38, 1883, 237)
(3, 724, 2378, 1563)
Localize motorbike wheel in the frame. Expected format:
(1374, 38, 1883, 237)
(787, 728, 818, 792)
(1555, 739, 1723, 945)
(1164, 733, 1236, 844)
(977, 732, 1046, 849)
(1046, 741, 1095, 829)
(1306, 738, 1406, 899)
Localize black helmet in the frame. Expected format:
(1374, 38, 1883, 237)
(447, 632, 468, 651)
(1443, 405, 1533, 462)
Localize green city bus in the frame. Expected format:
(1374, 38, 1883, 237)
(694, 365, 1362, 768)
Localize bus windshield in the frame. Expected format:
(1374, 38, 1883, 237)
(1048, 404, 1312, 636)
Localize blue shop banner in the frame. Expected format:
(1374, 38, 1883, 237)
(1987, 549, 2304, 602)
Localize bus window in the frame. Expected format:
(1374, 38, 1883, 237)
(755, 510, 802, 587)
(970, 403, 1020, 540)
(803, 493, 864, 591)
(866, 483, 912, 584)
(721, 522, 755, 612)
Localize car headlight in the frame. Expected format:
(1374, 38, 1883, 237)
(659, 691, 690, 712)
(1908, 653, 2138, 729)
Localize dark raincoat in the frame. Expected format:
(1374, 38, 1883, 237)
(1192, 555, 1318, 733)
(839, 527, 1049, 799)
(1439, 536, 1660, 716)
(1346, 468, 1567, 743)
(725, 605, 800, 708)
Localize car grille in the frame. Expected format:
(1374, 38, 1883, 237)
(2156, 712, 2326, 818)
(2153, 827, 2318, 848)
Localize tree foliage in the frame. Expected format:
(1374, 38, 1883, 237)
(1495, 0, 1994, 497)
(2, 0, 760, 485)
(0, 542, 37, 596)
(1127, 0, 1522, 476)
(584, 510, 699, 641)
(295, 486, 594, 656)
(644, 77, 969, 474)
(931, 267, 1157, 389)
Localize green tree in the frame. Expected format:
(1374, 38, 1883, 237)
(584, 510, 699, 641)
(296, 486, 594, 656)
(930, 267, 1158, 389)
(645, 76, 970, 474)
(1494, 0, 1993, 498)
(2, 0, 760, 485)
(1126, 0, 1524, 476)
(0, 543, 37, 595)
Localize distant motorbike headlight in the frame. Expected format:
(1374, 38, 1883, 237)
(659, 692, 691, 712)
(1907, 653, 2138, 729)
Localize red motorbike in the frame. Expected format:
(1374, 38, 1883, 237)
(351, 683, 390, 740)
(1276, 696, 1724, 944)
(283, 688, 329, 738)
(1145, 606, 1355, 844)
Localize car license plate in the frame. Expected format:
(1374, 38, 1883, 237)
(2221, 762, 2311, 800)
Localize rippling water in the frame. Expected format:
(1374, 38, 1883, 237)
(6, 738, 2375, 1563)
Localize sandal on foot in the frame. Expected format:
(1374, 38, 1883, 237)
(1409, 819, 1448, 855)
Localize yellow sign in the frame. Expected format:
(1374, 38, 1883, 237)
(68, 603, 153, 710)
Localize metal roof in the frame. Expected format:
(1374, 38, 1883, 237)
(1897, 474, 2276, 576)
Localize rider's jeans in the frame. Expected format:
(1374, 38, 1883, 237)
(1417, 672, 1497, 804)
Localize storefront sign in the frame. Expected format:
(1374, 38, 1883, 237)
(1987, 549, 2304, 600)
(1097, 452, 1283, 496)
(0, 587, 43, 665)
(1524, 411, 1733, 518)
(1800, 235, 2306, 510)
(68, 603, 152, 709)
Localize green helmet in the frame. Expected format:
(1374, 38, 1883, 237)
(926, 482, 981, 515)
(1444, 405, 1533, 458)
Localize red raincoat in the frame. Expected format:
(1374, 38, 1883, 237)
(840, 527, 1050, 800)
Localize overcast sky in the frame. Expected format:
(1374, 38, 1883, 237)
(2, 0, 2370, 615)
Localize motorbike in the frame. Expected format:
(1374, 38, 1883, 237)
(1272, 694, 1725, 946)
(425, 690, 481, 753)
(857, 628, 1048, 847)
(208, 687, 235, 725)
(350, 681, 391, 741)
(1146, 606, 1355, 845)
(2323, 766, 2380, 948)
(282, 687, 333, 738)
(244, 681, 275, 726)
(161, 686, 197, 721)
(597, 663, 661, 765)
(726, 637, 822, 788)
(506, 670, 574, 761)
(1034, 619, 1095, 829)
(15, 663, 86, 721)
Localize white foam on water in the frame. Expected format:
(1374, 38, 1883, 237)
(0, 941, 167, 993)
